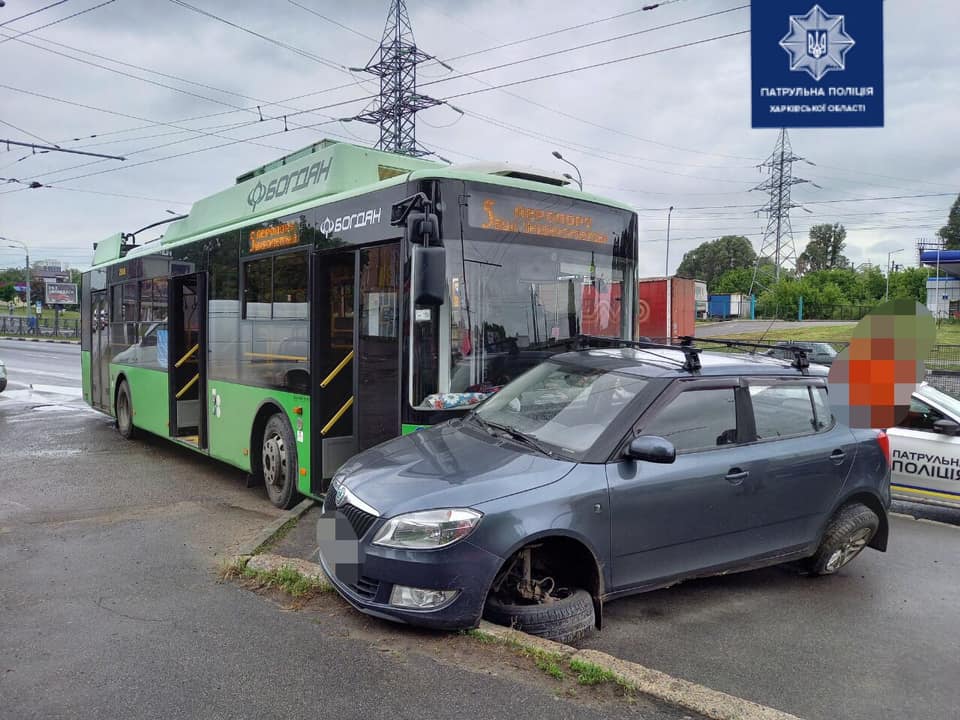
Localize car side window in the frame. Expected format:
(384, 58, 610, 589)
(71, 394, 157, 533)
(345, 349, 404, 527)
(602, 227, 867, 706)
(899, 397, 945, 432)
(641, 388, 738, 453)
(750, 384, 818, 439)
(811, 386, 833, 431)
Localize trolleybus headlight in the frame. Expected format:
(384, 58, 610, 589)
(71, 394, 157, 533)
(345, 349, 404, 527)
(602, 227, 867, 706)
(372, 509, 482, 549)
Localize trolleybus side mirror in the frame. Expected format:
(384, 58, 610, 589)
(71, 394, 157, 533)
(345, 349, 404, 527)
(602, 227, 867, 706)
(407, 211, 445, 307)
(412, 245, 446, 307)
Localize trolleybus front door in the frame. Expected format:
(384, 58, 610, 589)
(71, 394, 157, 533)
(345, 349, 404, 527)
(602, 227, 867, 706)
(313, 251, 356, 491)
(311, 243, 401, 494)
(168, 273, 207, 448)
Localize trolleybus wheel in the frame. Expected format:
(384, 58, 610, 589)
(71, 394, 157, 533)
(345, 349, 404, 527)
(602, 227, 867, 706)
(261, 413, 300, 510)
(116, 380, 135, 440)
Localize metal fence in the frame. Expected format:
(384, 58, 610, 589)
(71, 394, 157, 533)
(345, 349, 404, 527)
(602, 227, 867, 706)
(926, 370, 960, 398)
(0, 315, 80, 339)
(753, 305, 876, 322)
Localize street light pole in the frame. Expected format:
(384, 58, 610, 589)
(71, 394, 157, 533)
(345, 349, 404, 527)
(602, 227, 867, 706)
(551, 150, 583, 191)
(2, 236, 30, 312)
(664, 206, 675, 277)
(885, 248, 904, 300)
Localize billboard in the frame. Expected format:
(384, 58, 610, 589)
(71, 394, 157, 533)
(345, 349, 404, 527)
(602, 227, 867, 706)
(751, 1, 884, 128)
(45, 282, 79, 305)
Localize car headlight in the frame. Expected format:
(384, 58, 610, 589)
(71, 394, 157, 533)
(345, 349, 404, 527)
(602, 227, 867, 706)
(372, 509, 482, 549)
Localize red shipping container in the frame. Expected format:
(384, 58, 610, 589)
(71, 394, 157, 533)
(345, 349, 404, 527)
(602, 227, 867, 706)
(637, 277, 695, 341)
(581, 282, 622, 336)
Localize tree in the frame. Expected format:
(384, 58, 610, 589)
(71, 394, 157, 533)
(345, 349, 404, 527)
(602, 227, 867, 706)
(856, 266, 886, 301)
(713, 267, 755, 295)
(938, 193, 960, 249)
(887, 267, 928, 303)
(676, 235, 756, 287)
(798, 223, 850, 273)
(803, 268, 859, 300)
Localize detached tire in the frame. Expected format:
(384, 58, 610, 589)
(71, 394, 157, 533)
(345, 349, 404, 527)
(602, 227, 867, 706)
(116, 380, 135, 439)
(805, 503, 879, 576)
(261, 413, 301, 510)
(484, 588, 595, 645)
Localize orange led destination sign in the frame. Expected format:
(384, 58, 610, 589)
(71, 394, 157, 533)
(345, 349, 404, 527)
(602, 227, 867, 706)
(249, 222, 299, 253)
(478, 199, 610, 244)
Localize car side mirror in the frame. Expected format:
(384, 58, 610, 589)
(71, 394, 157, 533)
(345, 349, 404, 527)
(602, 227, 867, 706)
(625, 435, 676, 463)
(933, 419, 960, 436)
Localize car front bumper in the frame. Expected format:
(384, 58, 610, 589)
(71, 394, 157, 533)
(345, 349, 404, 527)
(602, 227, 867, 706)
(316, 515, 504, 630)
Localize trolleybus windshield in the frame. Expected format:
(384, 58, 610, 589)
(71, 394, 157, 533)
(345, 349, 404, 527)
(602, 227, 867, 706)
(412, 183, 637, 411)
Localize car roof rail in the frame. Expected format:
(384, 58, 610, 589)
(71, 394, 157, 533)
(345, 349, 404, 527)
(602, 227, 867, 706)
(572, 334, 702, 373)
(681, 336, 810, 373)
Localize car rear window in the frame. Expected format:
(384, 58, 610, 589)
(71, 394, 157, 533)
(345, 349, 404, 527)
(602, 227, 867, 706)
(750, 385, 818, 439)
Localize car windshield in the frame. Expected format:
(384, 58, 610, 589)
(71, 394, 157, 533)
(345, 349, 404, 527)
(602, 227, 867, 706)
(918, 384, 960, 419)
(473, 361, 648, 456)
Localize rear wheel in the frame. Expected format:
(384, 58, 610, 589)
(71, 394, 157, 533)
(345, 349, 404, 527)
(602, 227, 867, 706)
(261, 413, 300, 510)
(116, 380, 135, 439)
(805, 503, 879, 575)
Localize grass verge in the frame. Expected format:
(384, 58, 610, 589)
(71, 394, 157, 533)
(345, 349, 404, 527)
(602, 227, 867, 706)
(219, 557, 328, 599)
(465, 628, 635, 694)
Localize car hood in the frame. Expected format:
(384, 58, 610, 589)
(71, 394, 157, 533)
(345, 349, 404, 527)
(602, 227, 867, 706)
(336, 419, 576, 517)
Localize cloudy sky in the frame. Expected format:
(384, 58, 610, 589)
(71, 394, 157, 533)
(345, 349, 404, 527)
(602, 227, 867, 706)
(0, 0, 957, 276)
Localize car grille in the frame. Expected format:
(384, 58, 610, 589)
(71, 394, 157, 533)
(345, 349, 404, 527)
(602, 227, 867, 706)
(348, 576, 381, 600)
(341, 503, 378, 540)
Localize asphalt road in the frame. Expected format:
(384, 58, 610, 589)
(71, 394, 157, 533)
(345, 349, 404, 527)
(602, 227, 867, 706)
(581, 511, 960, 720)
(0, 341, 691, 720)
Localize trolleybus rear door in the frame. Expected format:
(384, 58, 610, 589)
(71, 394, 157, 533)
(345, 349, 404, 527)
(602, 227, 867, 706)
(168, 273, 207, 448)
(90, 290, 110, 411)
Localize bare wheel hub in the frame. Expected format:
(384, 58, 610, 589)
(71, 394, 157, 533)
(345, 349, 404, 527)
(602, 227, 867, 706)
(263, 432, 287, 489)
(826, 527, 872, 572)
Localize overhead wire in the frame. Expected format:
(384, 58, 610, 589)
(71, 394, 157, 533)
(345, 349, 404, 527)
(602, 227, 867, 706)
(285, 0, 377, 42)
(6, 21, 756, 188)
(166, 0, 349, 74)
(0, 118, 59, 147)
(0, 1, 72, 27)
(0, 0, 116, 45)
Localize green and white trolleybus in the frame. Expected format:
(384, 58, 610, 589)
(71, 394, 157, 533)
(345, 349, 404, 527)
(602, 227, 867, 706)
(80, 140, 639, 508)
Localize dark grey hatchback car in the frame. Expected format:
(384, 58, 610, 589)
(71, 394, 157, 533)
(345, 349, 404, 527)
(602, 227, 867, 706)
(318, 344, 891, 644)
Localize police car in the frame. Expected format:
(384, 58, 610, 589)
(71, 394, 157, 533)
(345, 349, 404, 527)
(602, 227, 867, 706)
(887, 382, 960, 507)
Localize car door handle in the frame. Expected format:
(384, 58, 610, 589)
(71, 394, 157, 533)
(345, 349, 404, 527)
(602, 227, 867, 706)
(830, 450, 846, 465)
(725, 469, 749, 484)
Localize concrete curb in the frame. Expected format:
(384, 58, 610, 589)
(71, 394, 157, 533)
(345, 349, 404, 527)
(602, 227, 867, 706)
(473, 622, 804, 720)
(235, 498, 315, 557)
(1, 336, 79, 344)
(231, 546, 804, 720)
